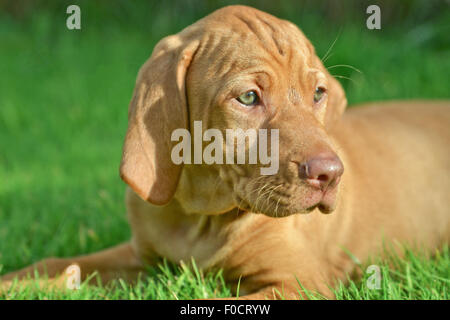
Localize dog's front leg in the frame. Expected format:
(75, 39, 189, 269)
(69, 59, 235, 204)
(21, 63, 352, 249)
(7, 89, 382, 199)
(0, 241, 149, 292)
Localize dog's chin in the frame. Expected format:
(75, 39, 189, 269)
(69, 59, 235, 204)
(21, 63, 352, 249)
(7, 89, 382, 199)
(238, 200, 334, 218)
(242, 203, 319, 218)
(252, 201, 337, 217)
(235, 188, 339, 217)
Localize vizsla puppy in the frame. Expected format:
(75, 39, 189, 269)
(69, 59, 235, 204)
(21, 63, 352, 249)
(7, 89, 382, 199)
(1, 6, 449, 299)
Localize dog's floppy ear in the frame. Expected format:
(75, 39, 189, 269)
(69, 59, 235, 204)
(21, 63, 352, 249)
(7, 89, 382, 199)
(324, 74, 347, 128)
(120, 31, 200, 205)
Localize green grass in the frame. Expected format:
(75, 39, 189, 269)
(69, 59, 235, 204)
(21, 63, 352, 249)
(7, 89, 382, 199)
(1, 259, 233, 300)
(0, 2, 449, 300)
(1, 246, 448, 300)
(332, 246, 449, 300)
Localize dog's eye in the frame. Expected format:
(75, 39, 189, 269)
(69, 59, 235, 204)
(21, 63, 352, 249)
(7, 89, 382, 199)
(236, 91, 259, 106)
(314, 87, 326, 103)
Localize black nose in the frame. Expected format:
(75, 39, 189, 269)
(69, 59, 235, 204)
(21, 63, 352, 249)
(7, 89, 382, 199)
(298, 153, 344, 190)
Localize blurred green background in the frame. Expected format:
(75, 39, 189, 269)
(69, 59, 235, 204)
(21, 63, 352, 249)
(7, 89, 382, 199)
(0, 0, 449, 276)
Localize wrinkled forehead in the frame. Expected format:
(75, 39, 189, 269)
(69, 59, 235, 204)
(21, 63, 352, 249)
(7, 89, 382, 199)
(192, 8, 318, 80)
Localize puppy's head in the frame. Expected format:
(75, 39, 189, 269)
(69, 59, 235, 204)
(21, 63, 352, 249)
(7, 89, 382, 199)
(120, 6, 347, 217)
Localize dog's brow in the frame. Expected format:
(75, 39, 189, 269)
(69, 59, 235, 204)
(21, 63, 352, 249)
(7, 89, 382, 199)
(307, 67, 324, 74)
(305, 67, 326, 83)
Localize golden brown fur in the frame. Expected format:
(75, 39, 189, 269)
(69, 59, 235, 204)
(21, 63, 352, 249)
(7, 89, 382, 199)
(1, 6, 449, 299)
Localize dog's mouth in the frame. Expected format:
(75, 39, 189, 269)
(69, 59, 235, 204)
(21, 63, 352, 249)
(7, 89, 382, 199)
(235, 181, 340, 217)
(222, 162, 342, 217)
(315, 185, 340, 214)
